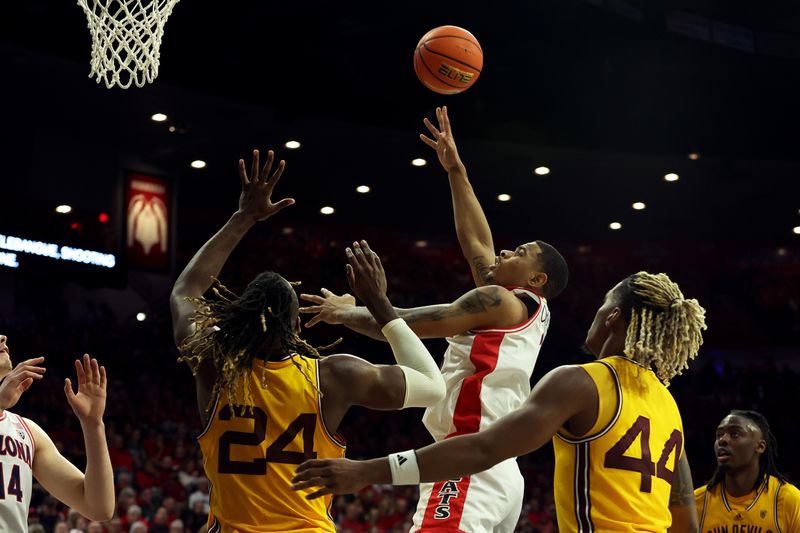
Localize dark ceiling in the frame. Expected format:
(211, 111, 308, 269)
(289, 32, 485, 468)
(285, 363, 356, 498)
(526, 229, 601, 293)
(1, 0, 800, 245)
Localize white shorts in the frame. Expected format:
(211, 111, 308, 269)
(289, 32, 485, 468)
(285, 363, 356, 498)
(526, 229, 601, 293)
(410, 458, 524, 533)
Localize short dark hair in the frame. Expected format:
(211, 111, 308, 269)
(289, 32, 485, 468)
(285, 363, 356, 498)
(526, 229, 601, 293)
(535, 240, 569, 300)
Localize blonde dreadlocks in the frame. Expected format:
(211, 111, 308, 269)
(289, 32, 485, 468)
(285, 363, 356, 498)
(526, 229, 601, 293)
(177, 271, 339, 414)
(617, 271, 707, 384)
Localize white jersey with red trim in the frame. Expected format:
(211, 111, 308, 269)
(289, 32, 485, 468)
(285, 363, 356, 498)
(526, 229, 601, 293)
(422, 288, 550, 441)
(0, 410, 35, 533)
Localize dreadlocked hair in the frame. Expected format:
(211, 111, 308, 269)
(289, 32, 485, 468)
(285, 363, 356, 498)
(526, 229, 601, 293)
(616, 272, 707, 385)
(707, 410, 792, 490)
(178, 271, 337, 415)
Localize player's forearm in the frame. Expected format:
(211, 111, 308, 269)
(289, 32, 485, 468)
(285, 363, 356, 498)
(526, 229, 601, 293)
(447, 166, 494, 257)
(367, 433, 499, 487)
(77, 421, 114, 521)
(172, 211, 255, 298)
(337, 306, 388, 340)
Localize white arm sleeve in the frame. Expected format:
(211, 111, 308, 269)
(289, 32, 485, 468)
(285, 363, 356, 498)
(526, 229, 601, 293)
(381, 318, 446, 408)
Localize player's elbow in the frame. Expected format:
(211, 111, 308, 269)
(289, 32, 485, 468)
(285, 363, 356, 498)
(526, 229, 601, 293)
(400, 368, 446, 408)
(84, 502, 115, 522)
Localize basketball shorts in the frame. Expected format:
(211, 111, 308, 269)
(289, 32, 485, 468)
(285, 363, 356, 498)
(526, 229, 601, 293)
(410, 457, 524, 533)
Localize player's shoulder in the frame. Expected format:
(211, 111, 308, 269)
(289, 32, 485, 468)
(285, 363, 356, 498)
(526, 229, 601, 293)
(694, 483, 709, 500)
(319, 353, 371, 381)
(776, 477, 800, 501)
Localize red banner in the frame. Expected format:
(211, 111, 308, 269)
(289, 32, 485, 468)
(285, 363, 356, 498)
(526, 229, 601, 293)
(125, 172, 170, 271)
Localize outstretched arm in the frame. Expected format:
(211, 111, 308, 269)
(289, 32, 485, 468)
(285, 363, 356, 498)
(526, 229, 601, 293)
(301, 283, 528, 341)
(293, 365, 596, 498)
(319, 240, 445, 430)
(29, 355, 114, 521)
(421, 106, 495, 287)
(170, 149, 294, 347)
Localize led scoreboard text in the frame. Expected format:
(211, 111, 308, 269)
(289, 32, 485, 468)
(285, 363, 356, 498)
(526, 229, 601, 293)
(0, 233, 116, 269)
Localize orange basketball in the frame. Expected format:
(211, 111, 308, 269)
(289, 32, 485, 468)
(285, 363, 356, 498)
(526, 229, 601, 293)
(414, 26, 483, 95)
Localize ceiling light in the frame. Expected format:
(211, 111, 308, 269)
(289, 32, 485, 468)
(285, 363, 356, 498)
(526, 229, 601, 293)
(55, 205, 72, 214)
(688, 152, 700, 160)
(411, 158, 427, 167)
(534, 166, 550, 176)
(664, 173, 679, 182)
(168, 126, 176, 133)
(777, 248, 788, 257)
(794, 226, 800, 235)
(609, 222, 622, 230)
(632, 202, 646, 210)
(320, 206, 335, 215)
(150, 113, 167, 122)
(497, 194, 511, 202)
(190, 160, 206, 169)
(136, 312, 147, 322)
(415, 240, 428, 248)
(356, 185, 371, 193)
(285, 140, 301, 149)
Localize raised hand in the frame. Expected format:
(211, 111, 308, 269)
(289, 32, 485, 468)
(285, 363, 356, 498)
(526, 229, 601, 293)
(237, 149, 295, 222)
(299, 289, 356, 328)
(345, 240, 387, 304)
(292, 458, 374, 500)
(420, 106, 465, 173)
(64, 354, 107, 426)
(0, 357, 46, 410)
(345, 240, 397, 327)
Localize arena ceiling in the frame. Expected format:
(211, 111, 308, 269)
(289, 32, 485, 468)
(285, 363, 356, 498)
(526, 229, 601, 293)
(1, 0, 799, 244)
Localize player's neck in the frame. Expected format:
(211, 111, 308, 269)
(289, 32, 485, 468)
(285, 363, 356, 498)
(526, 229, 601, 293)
(724, 463, 762, 497)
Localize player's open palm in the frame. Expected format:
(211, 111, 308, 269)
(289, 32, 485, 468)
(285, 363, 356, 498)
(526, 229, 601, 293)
(237, 148, 295, 222)
(420, 106, 464, 173)
(292, 458, 371, 499)
(299, 290, 356, 328)
(64, 354, 107, 425)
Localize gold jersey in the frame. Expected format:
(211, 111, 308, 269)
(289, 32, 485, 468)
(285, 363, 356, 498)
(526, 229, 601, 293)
(695, 475, 800, 533)
(198, 356, 345, 533)
(553, 356, 684, 532)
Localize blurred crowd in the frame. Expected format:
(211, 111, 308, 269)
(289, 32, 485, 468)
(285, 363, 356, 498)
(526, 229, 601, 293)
(2, 224, 797, 532)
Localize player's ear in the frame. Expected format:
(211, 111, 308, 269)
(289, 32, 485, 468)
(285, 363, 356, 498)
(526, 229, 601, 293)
(528, 271, 548, 291)
(294, 316, 301, 334)
(605, 307, 623, 328)
(755, 437, 767, 455)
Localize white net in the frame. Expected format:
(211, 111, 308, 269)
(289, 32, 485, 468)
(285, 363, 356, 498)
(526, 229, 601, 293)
(76, 0, 181, 89)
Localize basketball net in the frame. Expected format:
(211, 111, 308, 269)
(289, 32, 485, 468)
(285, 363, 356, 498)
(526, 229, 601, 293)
(77, 0, 181, 89)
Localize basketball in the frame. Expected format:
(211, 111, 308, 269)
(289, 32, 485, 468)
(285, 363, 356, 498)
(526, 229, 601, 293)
(414, 26, 483, 95)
